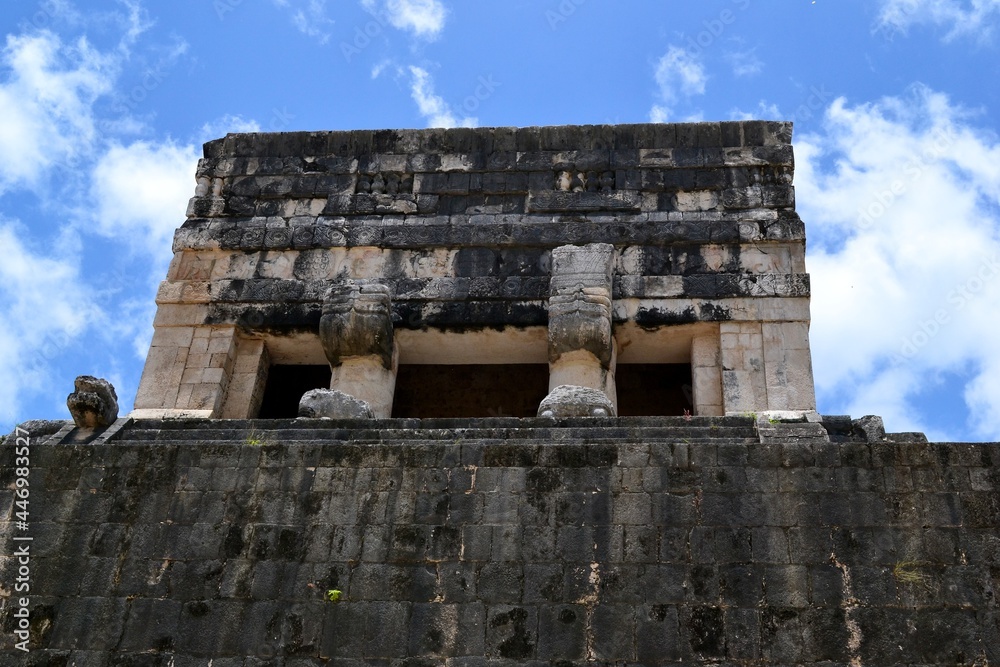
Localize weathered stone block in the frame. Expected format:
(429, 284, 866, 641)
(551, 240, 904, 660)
(537, 385, 616, 418)
(854, 415, 886, 442)
(297, 389, 373, 419)
(67, 376, 119, 428)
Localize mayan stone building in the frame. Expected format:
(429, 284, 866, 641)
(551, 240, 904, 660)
(134, 122, 815, 422)
(3, 123, 999, 666)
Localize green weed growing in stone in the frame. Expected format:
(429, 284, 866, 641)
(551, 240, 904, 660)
(245, 427, 268, 447)
(893, 560, 932, 589)
(325, 589, 342, 602)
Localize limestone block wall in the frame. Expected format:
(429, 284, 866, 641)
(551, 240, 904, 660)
(134, 325, 240, 417)
(135, 122, 816, 418)
(2, 418, 998, 665)
(691, 335, 724, 415)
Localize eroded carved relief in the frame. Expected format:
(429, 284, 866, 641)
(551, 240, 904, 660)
(298, 388, 374, 419)
(554, 169, 616, 193)
(548, 244, 615, 367)
(67, 375, 119, 428)
(537, 384, 614, 418)
(319, 280, 394, 369)
(745, 166, 792, 185)
(541, 243, 618, 416)
(356, 172, 414, 195)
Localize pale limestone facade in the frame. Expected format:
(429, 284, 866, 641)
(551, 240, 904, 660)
(133, 122, 816, 420)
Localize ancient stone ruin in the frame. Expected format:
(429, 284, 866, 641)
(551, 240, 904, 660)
(3, 123, 999, 666)
(134, 122, 815, 421)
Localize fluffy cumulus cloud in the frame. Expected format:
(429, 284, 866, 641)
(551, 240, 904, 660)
(0, 220, 97, 426)
(876, 0, 1000, 39)
(0, 4, 232, 428)
(90, 140, 200, 261)
(796, 85, 1000, 439)
(408, 66, 475, 128)
(358, 1, 451, 126)
(0, 30, 116, 192)
(649, 45, 706, 123)
(363, 0, 447, 39)
(116, 0, 155, 55)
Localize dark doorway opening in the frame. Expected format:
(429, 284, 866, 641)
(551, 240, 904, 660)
(615, 364, 693, 416)
(258, 365, 332, 419)
(392, 364, 549, 418)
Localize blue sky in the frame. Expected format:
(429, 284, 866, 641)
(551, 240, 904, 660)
(2, 0, 999, 441)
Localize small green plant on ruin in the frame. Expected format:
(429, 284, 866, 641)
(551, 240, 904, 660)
(892, 560, 933, 590)
(245, 427, 268, 447)
(325, 589, 342, 602)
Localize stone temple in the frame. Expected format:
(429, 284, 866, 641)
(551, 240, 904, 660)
(3, 123, 999, 666)
(135, 121, 815, 422)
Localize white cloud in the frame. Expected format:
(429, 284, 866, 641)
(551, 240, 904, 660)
(0, 220, 97, 426)
(273, 0, 336, 44)
(371, 59, 392, 79)
(199, 114, 262, 142)
(408, 66, 475, 128)
(729, 101, 782, 121)
(116, 0, 155, 54)
(649, 45, 706, 123)
(0, 3, 212, 428)
(876, 0, 1000, 39)
(0, 30, 116, 192)
(725, 48, 763, 77)
(796, 85, 1000, 439)
(90, 140, 200, 261)
(364, 0, 447, 39)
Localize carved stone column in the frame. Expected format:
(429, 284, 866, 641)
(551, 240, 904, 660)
(541, 243, 618, 416)
(319, 280, 397, 418)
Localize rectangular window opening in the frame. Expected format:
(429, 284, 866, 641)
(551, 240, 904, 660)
(615, 363, 693, 417)
(392, 364, 549, 418)
(257, 364, 332, 419)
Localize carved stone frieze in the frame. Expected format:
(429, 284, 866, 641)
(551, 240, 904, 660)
(319, 280, 394, 369)
(554, 168, 616, 193)
(356, 172, 413, 195)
